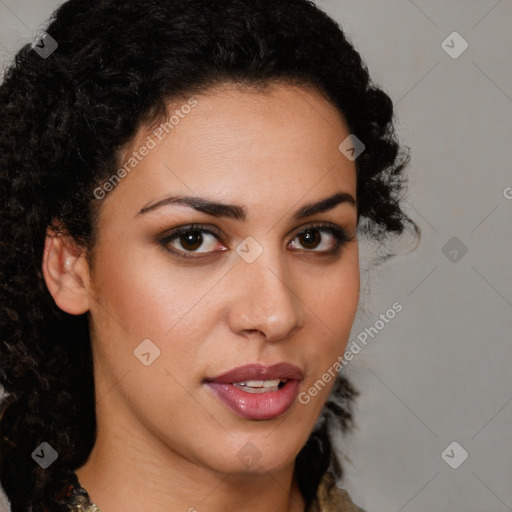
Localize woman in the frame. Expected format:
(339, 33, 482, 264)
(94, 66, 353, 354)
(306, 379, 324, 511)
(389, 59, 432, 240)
(0, 0, 419, 511)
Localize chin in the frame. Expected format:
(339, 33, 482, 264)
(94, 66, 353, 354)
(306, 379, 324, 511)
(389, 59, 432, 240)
(206, 435, 303, 476)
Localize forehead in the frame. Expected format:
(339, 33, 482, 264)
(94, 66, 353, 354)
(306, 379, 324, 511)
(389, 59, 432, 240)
(98, 83, 356, 224)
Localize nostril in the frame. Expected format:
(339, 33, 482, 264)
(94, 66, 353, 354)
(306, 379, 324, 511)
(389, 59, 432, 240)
(244, 329, 265, 337)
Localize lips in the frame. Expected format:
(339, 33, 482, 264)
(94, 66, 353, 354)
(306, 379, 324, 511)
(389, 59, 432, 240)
(204, 363, 304, 421)
(206, 362, 304, 384)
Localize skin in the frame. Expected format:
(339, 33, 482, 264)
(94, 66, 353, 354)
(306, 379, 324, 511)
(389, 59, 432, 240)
(43, 83, 360, 512)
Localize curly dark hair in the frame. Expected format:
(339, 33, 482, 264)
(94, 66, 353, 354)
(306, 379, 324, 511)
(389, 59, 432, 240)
(0, 0, 420, 510)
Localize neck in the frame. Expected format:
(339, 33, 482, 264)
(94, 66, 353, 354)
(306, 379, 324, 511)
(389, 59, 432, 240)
(75, 411, 306, 512)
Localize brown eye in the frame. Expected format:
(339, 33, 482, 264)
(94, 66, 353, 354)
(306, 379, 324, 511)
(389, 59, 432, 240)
(289, 224, 351, 254)
(299, 229, 322, 250)
(179, 231, 204, 251)
(159, 224, 226, 259)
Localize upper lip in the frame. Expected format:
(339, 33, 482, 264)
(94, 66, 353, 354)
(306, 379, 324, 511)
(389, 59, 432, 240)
(205, 363, 304, 384)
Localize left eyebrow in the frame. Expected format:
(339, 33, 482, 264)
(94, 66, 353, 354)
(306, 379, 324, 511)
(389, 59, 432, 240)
(292, 192, 356, 220)
(136, 191, 356, 221)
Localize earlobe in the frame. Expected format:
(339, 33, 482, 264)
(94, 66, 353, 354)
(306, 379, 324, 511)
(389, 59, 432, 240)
(42, 228, 91, 315)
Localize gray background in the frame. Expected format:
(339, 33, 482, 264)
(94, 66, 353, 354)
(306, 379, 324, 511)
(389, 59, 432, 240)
(1, 1, 511, 511)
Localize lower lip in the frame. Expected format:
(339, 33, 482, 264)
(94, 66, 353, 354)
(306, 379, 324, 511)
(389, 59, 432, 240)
(205, 380, 301, 420)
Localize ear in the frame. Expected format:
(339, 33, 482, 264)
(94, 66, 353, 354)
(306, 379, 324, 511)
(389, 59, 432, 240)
(42, 227, 92, 315)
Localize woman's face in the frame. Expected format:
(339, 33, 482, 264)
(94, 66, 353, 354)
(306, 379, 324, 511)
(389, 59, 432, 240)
(84, 83, 359, 476)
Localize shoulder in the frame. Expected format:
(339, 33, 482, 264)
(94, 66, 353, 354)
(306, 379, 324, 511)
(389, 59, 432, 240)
(308, 472, 367, 512)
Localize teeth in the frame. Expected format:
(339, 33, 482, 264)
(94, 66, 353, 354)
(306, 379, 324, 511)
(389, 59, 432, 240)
(236, 379, 283, 387)
(232, 379, 286, 393)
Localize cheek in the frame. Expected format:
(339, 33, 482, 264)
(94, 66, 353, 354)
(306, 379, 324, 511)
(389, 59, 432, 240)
(88, 250, 214, 421)
(88, 245, 223, 389)
(90, 243, 202, 339)
(298, 249, 360, 393)
(302, 248, 360, 341)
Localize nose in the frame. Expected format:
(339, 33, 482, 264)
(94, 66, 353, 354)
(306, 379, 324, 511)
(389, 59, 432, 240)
(226, 251, 305, 343)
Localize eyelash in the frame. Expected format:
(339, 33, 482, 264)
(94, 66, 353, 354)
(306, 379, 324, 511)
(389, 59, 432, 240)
(158, 223, 353, 260)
